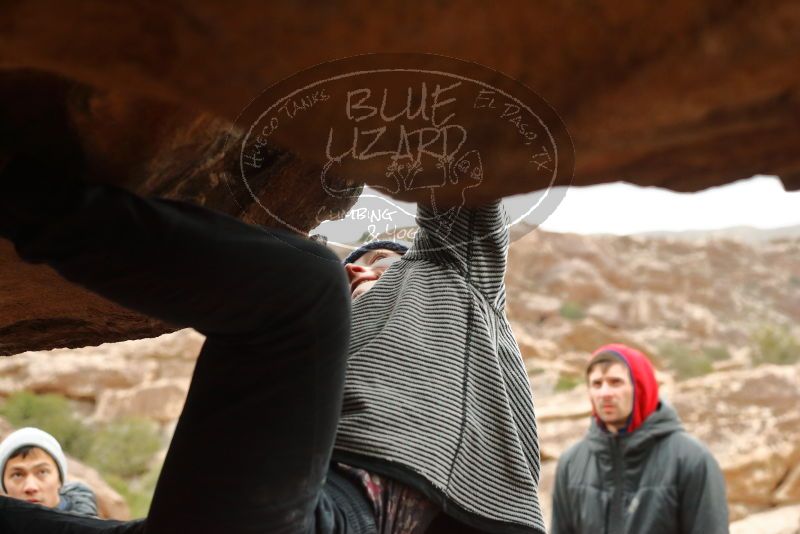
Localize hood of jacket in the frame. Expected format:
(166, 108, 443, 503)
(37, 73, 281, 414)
(58, 481, 98, 517)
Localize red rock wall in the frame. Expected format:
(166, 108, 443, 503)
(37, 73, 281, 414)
(1, 0, 799, 352)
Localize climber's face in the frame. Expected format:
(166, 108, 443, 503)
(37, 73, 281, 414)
(588, 363, 634, 434)
(344, 249, 403, 300)
(3, 447, 62, 508)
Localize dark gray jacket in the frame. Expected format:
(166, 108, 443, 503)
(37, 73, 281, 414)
(551, 402, 728, 534)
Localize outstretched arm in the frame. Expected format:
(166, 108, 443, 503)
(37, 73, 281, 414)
(403, 200, 509, 306)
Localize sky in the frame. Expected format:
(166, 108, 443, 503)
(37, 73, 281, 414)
(311, 175, 800, 244)
(538, 175, 800, 235)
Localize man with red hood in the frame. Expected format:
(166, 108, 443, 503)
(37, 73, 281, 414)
(550, 344, 729, 534)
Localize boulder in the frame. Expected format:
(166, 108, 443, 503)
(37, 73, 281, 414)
(537, 460, 558, 527)
(508, 293, 563, 325)
(512, 325, 560, 361)
(586, 302, 624, 329)
(776, 464, 800, 506)
(0, 352, 157, 401)
(0, 330, 202, 402)
(672, 364, 800, 509)
(94, 379, 190, 424)
(534, 388, 591, 461)
(67, 458, 130, 520)
(559, 318, 648, 355)
(730, 504, 800, 534)
(2, 0, 800, 352)
(539, 259, 611, 303)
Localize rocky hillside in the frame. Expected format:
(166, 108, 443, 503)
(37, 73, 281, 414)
(509, 230, 800, 528)
(507, 230, 800, 387)
(0, 231, 798, 528)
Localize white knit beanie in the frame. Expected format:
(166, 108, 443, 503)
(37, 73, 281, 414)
(0, 427, 67, 491)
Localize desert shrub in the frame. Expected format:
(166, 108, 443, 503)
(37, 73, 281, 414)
(657, 342, 713, 380)
(751, 325, 800, 366)
(555, 374, 582, 392)
(106, 461, 162, 519)
(87, 418, 162, 479)
(559, 301, 586, 320)
(0, 392, 94, 460)
(701, 345, 731, 362)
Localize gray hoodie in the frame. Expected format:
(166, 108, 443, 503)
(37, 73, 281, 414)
(551, 402, 729, 534)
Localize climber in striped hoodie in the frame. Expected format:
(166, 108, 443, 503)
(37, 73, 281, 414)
(1, 123, 543, 532)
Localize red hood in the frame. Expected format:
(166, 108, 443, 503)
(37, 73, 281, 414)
(590, 344, 659, 434)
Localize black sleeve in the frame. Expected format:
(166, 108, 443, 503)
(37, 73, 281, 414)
(550, 455, 575, 534)
(679, 444, 730, 534)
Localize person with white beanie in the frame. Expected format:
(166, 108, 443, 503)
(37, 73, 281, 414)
(0, 427, 98, 517)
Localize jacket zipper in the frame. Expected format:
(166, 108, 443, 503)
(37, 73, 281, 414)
(609, 436, 625, 534)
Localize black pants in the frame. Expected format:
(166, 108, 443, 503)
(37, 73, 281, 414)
(0, 184, 375, 534)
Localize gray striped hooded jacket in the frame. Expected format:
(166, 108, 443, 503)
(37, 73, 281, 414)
(333, 201, 544, 533)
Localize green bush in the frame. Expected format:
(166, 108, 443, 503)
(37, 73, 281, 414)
(559, 301, 586, 320)
(657, 342, 713, 380)
(752, 325, 800, 366)
(87, 418, 162, 479)
(0, 392, 94, 460)
(106, 462, 162, 519)
(555, 374, 582, 392)
(701, 345, 731, 362)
